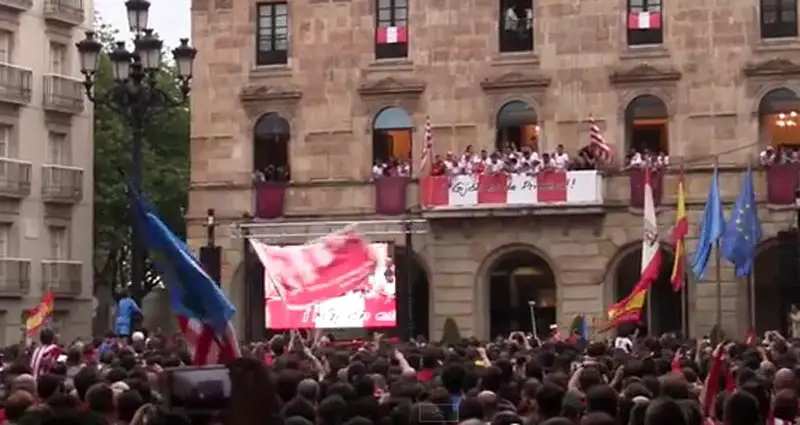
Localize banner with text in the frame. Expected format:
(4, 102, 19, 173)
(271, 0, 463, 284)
(420, 170, 603, 209)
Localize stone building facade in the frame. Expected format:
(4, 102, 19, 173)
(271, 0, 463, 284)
(188, 0, 800, 340)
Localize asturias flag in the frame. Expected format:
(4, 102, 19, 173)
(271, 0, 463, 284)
(721, 168, 762, 277)
(129, 188, 240, 365)
(691, 167, 725, 280)
(26, 290, 55, 337)
(671, 169, 688, 291)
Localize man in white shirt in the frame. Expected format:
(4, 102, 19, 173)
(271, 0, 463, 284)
(552, 145, 570, 169)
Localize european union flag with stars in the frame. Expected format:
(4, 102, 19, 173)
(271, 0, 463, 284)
(720, 168, 762, 277)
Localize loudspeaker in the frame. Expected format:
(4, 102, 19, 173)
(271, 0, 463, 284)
(200, 246, 222, 286)
(777, 230, 798, 288)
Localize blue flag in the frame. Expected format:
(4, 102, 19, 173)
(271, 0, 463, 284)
(721, 169, 762, 277)
(691, 168, 726, 280)
(129, 191, 235, 332)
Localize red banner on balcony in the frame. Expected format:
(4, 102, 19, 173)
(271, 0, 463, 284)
(375, 177, 407, 215)
(420, 170, 602, 209)
(629, 169, 663, 208)
(766, 163, 800, 205)
(255, 182, 286, 219)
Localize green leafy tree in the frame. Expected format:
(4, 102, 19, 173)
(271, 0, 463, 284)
(92, 19, 190, 302)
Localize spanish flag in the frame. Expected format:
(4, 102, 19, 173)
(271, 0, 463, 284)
(601, 281, 648, 331)
(26, 291, 55, 337)
(671, 168, 688, 291)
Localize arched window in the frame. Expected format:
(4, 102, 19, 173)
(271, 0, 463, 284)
(253, 112, 291, 182)
(625, 95, 669, 155)
(758, 88, 800, 149)
(496, 100, 539, 151)
(372, 107, 413, 173)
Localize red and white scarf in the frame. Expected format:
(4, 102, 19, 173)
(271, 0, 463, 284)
(30, 344, 60, 378)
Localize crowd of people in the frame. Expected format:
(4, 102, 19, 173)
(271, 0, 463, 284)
(253, 165, 291, 183)
(760, 146, 800, 167)
(3, 322, 800, 425)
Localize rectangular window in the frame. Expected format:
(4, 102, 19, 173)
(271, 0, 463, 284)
(48, 226, 67, 259)
(627, 0, 663, 46)
(0, 125, 10, 158)
(0, 224, 10, 258)
(47, 132, 67, 165)
(256, 2, 289, 66)
(499, 0, 534, 53)
(762, 0, 798, 38)
(375, 0, 408, 60)
(0, 31, 12, 63)
(49, 42, 67, 74)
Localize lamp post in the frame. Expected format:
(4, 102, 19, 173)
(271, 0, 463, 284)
(76, 0, 197, 303)
(200, 208, 222, 286)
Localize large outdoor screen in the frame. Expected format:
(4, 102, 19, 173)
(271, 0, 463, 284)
(263, 243, 396, 329)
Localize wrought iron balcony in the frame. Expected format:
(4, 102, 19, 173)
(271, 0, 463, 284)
(43, 0, 84, 26)
(43, 74, 84, 114)
(0, 63, 32, 105)
(0, 158, 30, 198)
(41, 260, 81, 297)
(41, 164, 83, 203)
(0, 258, 29, 296)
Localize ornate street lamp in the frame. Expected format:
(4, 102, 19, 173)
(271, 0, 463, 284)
(76, 0, 197, 303)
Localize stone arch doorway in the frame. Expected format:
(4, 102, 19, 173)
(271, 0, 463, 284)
(486, 248, 556, 338)
(614, 245, 686, 336)
(253, 112, 291, 181)
(496, 100, 540, 152)
(758, 88, 800, 148)
(625, 95, 669, 156)
(372, 107, 413, 172)
(392, 246, 430, 340)
(753, 236, 800, 334)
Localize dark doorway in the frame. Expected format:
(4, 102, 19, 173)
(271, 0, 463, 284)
(253, 112, 291, 181)
(393, 248, 430, 340)
(496, 100, 539, 152)
(615, 247, 686, 336)
(488, 250, 555, 338)
(754, 235, 800, 335)
(625, 95, 669, 155)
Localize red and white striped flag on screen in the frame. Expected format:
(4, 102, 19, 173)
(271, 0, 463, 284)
(589, 116, 612, 161)
(627, 11, 661, 30)
(419, 116, 433, 170)
(376, 26, 407, 44)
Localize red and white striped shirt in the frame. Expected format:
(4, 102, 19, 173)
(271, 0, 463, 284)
(30, 344, 61, 378)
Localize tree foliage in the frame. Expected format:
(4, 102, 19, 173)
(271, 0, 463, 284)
(93, 20, 190, 299)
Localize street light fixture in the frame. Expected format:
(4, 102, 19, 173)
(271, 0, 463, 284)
(75, 0, 197, 303)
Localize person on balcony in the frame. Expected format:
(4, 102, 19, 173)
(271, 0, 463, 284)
(760, 146, 777, 167)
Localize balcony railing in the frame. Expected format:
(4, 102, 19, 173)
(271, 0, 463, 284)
(0, 0, 32, 10)
(42, 260, 81, 297)
(43, 74, 83, 114)
(0, 63, 32, 105)
(629, 168, 664, 208)
(0, 258, 29, 296)
(43, 0, 84, 25)
(42, 164, 83, 203)
(0, 158, 30, 198)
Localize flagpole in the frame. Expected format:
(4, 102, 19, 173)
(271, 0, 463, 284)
(646, 165, 654, 336)
(682, 250, 689, 338)
(714, 157, 723, 329)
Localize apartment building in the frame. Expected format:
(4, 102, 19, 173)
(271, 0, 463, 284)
(0, 0, 93, 344)
(191, 0, 800, 340)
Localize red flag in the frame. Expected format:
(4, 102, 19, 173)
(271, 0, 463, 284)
(627, 11, 661, 29)
(376, 26, 407, 44)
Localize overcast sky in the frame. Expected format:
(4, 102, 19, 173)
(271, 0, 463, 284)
(94, 0, 191, 48)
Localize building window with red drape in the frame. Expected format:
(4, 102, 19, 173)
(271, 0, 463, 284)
(375, 0, 408, 60)
(627, 0, 662, 46)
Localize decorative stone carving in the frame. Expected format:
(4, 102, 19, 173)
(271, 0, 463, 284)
(240, 85, 302, 102)
(357, 76, 426, 96)
(609, 63, 681, 84)
(480, 71, 551, 91)
(743, 58, 800, 77)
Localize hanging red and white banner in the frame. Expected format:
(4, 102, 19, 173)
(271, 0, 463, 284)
(376, 26, 407, 44)
(627, 11, 661, 30)
(420, 170, 603, 209)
